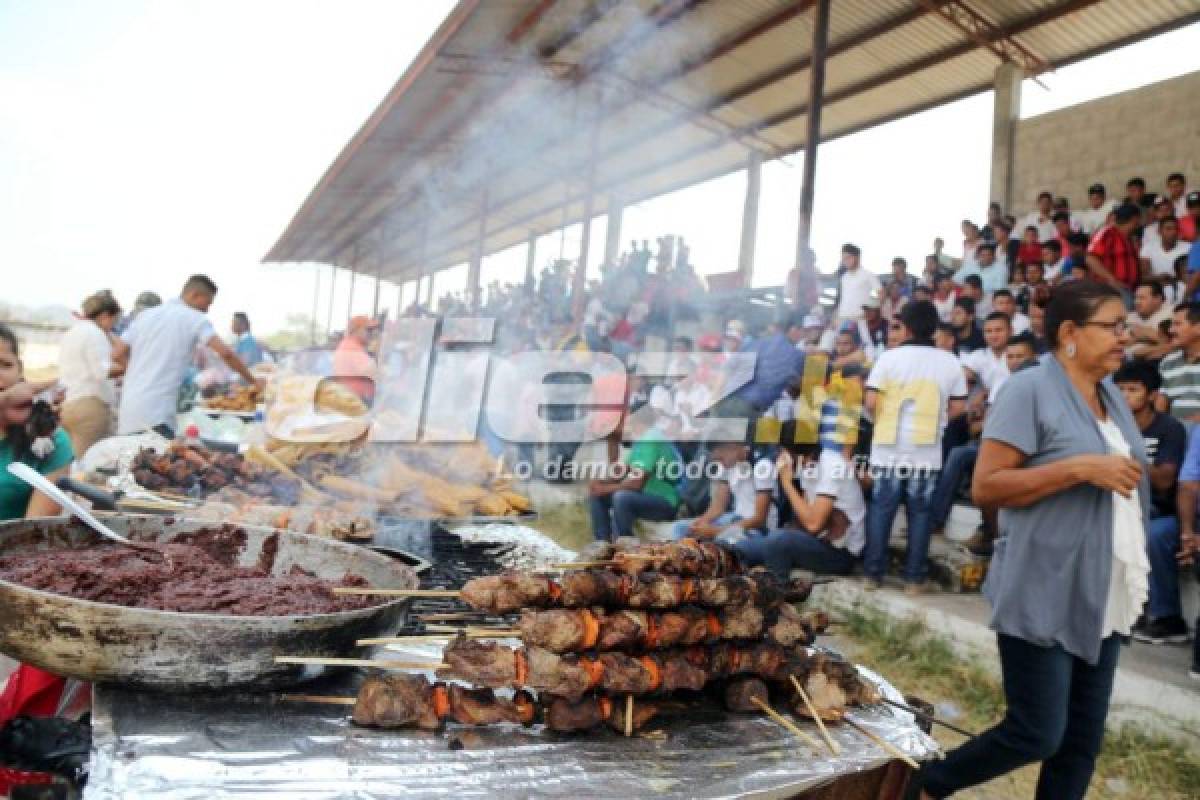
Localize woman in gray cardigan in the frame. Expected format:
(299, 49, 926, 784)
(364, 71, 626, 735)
(915, 282, 1150, 799)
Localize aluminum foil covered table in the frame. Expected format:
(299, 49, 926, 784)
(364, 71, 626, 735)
(85, 659, 938, 799)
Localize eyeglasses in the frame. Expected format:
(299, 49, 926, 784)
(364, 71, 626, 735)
(1081, 320, 1129, 336)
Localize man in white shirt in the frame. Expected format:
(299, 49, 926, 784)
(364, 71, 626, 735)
(863, 301, 967, 593)
(835, 243, 881, 323)
(960, 312, 1012, 392)
(1075, 183, 1114, 235)
(989, 289, 1030, 334)
(1141, 216, 1190, 278)
(1021, 191, 1056, 242)
(118, 275, 262, 435)
(1167, 172, 1189, 219)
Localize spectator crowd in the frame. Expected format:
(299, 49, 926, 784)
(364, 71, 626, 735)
(524, 173, 1200, 684)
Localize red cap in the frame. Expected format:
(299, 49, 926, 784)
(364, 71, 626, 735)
(348, 315, 381, 332)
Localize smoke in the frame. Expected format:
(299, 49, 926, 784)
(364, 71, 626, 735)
(373, 2, 727, 271)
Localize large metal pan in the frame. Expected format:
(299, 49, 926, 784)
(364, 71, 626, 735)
(0, 514, 417, 691)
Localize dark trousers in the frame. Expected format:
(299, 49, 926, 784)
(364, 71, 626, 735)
(588, 490, 677, 542)
(734, 528, 857, 579)
(921, 633, 1120, 800)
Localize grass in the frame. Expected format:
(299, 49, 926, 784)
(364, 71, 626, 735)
(530, 501, 594, 554)
(834, 604, 1200, 800)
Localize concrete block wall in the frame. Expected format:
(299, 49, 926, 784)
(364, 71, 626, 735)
(1009, 70, 1200, 216)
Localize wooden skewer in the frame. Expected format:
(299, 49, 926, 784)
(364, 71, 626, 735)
(546, 561, 619, 569)
(360, 630, 520, 645)
(789, 676, 840, 756)
(274, 656, 446, 670)
(281, 694, 356, 706)
(416, 612, 487, 622)
(333, 588, 461, 598)
(625, 694, 634, 738)
(843, 718, 919, 770)
(750, 697, 822, 751)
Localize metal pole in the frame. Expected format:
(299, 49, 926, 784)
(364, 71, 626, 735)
(603, 194, 623, 269)
(739, 152, 763, 286)
(310, 263, 320, 345)
(325, 266, 337, 341)
(347, 268, 357, 322)
(372, 263, 382, 317)
(524, 232, 538, 295)
(467, 186, 489, 309)
(572, 99, 602, 317)
(796, 0, 831, 264)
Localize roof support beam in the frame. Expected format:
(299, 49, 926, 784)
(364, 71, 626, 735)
(737, 152, 762, 286)
(524, 232, 538, 294)
(604, 194, 623, 269)
(919, 0, 1051, 76)
(795, 0, 830, 268)
(467, 185, 490, 309)
(989, 62, 1023, 212)
(326, 266, 338, 339)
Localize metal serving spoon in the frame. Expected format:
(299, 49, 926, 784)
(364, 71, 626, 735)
(8, 462, 172, 564)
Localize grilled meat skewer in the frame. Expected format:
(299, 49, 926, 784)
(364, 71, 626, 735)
(604, 539, 742, 578)
(350, 673, 657, 734)
(438, 637, 796, 701)
(516, 605, 829, 654)
(459, 570, 812, 615)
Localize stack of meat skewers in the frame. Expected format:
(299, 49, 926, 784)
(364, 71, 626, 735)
(285, 539, 892, 750)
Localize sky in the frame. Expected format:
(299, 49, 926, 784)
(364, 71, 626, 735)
(3, 2, 1199, 337)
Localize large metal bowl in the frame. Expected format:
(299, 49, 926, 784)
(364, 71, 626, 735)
(0, 515, 416, 691)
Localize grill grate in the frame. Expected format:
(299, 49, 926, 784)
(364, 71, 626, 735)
(403, 526, 514, 631)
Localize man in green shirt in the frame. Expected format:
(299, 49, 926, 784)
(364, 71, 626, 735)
(587, 410, 681, 541)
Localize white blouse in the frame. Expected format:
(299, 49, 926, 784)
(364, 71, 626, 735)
(58, 319, 115, 406)
(1096, 416, 1149, 637)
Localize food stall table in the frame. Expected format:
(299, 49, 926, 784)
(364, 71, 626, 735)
(85, 663, 937, 799)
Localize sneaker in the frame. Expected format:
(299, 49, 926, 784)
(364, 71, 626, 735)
(1132, 616, 1191, 645)
(864, 578, 884, 591)
(904, 581, 931, 597)
(1190, 666, 1200, 683)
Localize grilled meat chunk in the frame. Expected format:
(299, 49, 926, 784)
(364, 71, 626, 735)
(558, 569, 624, 608)
(658, 606, 709, 647)
(720, 604, 764, 640)
(439, 637, 518, 688)
(352, 673, 440, 730)
(543, 695, 607, 732)
(723, 677, 770, 713)
(625, 574, 687, 609)
(518, 608, 589, 654)
(596, 609, 647, 651)
(655, 654, 707, 692)
(524, 647, 594, 701)
(596, 653, 658, 694)
(447, 685, 534, 726)
(460, 572, 555, 614)
(765, 603, 806, 647)
(608, 697, 660, 732)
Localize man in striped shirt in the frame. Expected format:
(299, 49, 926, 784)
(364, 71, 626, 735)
(1159, 302, 1200, 425)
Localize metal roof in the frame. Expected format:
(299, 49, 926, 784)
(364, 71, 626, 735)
(264, 0, 1200, 280)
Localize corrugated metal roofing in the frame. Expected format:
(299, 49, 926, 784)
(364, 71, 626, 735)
(265, 0, 1200, 281)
